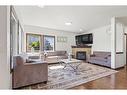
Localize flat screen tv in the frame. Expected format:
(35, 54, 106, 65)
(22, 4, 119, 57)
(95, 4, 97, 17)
(75, 33, 93, 45)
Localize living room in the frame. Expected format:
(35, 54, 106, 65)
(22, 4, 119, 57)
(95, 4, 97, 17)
(0, 5, 127, 89)
(14, 6, 126, 68)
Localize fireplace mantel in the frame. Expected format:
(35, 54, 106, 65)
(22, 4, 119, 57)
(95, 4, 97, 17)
(71, 45, 92, 48)
(72, 46, 91, 61)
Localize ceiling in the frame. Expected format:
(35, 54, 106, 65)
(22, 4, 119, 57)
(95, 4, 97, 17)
(15, 6, 127, 33)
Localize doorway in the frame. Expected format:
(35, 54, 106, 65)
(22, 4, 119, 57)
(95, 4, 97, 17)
(125, 33, 127, 66)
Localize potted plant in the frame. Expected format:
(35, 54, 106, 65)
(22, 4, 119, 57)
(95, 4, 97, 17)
(30, 41, 40, 52)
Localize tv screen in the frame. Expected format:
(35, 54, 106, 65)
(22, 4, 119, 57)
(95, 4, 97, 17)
(82, 35, 89, 42)
(76, 33, 93, 45)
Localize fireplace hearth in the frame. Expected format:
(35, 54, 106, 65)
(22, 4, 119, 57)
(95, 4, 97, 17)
(76, 51, 86, 60)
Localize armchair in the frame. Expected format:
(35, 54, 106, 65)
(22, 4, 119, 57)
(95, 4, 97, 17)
(12, 55, 48, 88)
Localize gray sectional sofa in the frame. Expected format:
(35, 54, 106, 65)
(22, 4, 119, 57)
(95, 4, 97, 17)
(44, 51, 68, 64)
(88, 51, 111, 67)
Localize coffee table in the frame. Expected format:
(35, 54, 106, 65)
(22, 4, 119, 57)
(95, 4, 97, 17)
(60, 59, 82, 72)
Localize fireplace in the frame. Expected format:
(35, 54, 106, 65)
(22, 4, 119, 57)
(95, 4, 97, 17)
(76, 51, 86, 60)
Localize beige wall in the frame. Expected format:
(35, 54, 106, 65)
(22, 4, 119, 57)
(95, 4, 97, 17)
(22, 25, 77, 53)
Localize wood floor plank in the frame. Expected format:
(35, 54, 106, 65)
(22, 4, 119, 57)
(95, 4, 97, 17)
(70, 66, 127, 89)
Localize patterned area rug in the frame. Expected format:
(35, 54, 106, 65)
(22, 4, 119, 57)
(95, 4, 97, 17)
(22, 63, 118, 89)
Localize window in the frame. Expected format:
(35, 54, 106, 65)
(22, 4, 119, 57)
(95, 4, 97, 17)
(26, 34, 55, 52)
(26, 34, 41, 52)
(44, 35, 55, 51)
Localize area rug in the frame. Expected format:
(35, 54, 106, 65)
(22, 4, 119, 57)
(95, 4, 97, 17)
(22, 63, 118, 89)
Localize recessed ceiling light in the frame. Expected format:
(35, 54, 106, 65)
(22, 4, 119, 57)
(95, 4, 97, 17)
(80, 29, 83, 31)
(37, 5, 44, 8)
(65, 22, 72, 26)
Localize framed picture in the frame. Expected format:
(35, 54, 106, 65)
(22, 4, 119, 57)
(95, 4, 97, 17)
(57, 36, 67, 42)
(26, 33, 41, 52)
(43, 35, 55, 51)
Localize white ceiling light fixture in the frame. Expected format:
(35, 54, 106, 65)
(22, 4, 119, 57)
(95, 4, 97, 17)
(79, 29, 83, 32)
(65, 22, 72, 26)
(37, 5, 45, 8)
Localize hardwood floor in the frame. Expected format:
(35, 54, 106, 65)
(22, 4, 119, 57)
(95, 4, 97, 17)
(71, 66, 127, 89)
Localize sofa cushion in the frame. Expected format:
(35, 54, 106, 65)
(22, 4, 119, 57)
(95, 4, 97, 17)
(58, 55, 68, 59)
(56, 51, 66, 56)
(47, 55, 68, 60)
(47, 51, 57, 56)
(47, 56, 58, 59)
(93, 51, 111, 57)
(90, 56, 107, 62)
(46, 56, 59, 63)
(47, 51, 67, 56)
(45, 51, 68, 63)
(28, 56, 40, 59)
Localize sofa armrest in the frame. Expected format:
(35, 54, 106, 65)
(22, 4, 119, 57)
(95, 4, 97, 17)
(104, 55, 111, 59)
(23, 63, 47, 70)
(64, 53, 68, 57)
(23, 62, 48, 75)
(24, 61, 47, 65)
(107, 55, 111, 59)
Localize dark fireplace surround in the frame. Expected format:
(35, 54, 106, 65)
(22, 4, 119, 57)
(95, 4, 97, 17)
(76, 51, 86, 60)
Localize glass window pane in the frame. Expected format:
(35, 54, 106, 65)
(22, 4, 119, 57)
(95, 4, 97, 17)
(44, 36, 55, 51)
(26, 34, 41, 52)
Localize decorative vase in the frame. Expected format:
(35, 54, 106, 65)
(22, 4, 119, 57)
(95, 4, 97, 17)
(44, 51, 47, 61)
(68, 53, 72, 61)
(31, 47, 35, 52)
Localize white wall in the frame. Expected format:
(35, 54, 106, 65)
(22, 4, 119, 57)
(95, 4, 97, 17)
(115, 22, 125, 68)
(124, 26, 127, 67)
(23, 25, 76, 53)
(82, 25, 111, 53)
(111, 18, 126, 69)
(11, 15, 19, 55)
(13, 6, 24, 30)
(12, 7, 24, 55)
(0, 6, 11, 89)
(111, 18, 116, 69)
(125, 26, 127, 33)
(116, 23, 124, 52)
